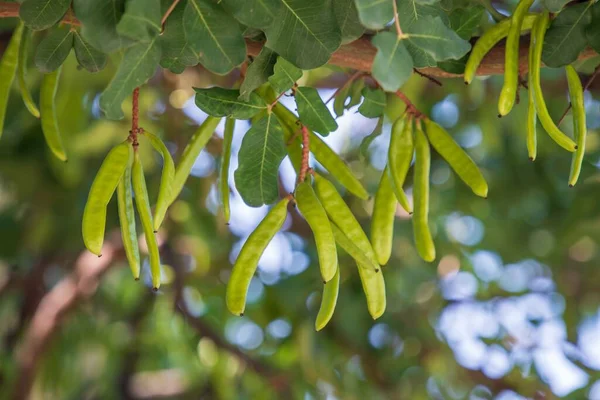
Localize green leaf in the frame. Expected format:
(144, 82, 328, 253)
(359, 117, 384, 162)
(183, 0, 247, 75)
(116, 0, 162, 41)
(34, 26, 73, 73)
(295, 87, 338, 136)
(542, 0, 570, 13)
(100, 38, 161, 120)
(219, 0, 279, 28)
(268, 57, 303, 95)
(334, 0, 365, 44)
(354, 0, 392, 30)
(239, 48, 277, 102)
(73, 0, 132, 53)
(396, 0, 449, 30)
(234, 113, 287, 207)
(19, 0, 71, 30)
(585, 3, 600, 55)
(73, 31, 107, 73)
(194, 88, 267, 119)
(347, 79, 365, 108)
(448, 6, 485, 40)
(404, 16, 471, 61)
(358, 87, 386, 118)
(159, 0, 199, 74)
(405, 41, 436, 68)
(542, 2, 594, 68)
(371, 31, 414, 92)
(263, 0, 341, 69)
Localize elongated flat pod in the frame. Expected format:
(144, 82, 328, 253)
(527, 31, 537, 161)
(272, 103, 369, 199)
(143, 131, 175, 231)
(170, 116, 221, 204)
(530, 13, 576, 152)
(498, 0, 535, 116)
(388, 115, 413, 213)
(464, 14, 537, 84)
(423, 119, 488, 197)
(315, 266, 339, 331)
(413, 123, 436, 262)
(82, 141, 131, 256)
(40, 68, 67, 161)
(331, 223, 386, 319)
(220, 118, 235, 223)
(132, 151, 161, 290)
(313, 174, 378, 270)
(0, 21, 23, 138)
(295, 181, 338, 282)
(117, 153, 140, 280)
(370, 168, 396, 266)
(566, 65, 586, 187)
(17, 25, 40, 118)
(226, 197, 290, 315)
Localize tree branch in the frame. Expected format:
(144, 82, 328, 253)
(0, 2, 597, 79)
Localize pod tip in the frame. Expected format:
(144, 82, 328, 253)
(152, 287, 159, 292)
(464, 81, 469, 85)
(497, 114, 502, 118)
(323, 280, 327, 284)
(529, 157, 534, 161)
(574, 145, 578, 150)
(569, 183, 574, 188)
(225, 222, 230, 226)
(98, 254, 102, 258)
(239, 312, 244, 317)
(134, 277, 140, 281)
(153, 230, 158, 233)
(409, 211, 414, 215)
(375, 268, 380, 273)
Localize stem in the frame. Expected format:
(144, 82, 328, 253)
(160, 0, 181, 33)
(479, 0, 506, 22)
(298, 126, 310, 183)
(413, 69, 442, 86)
(130, 88, 140, 146)
(558, 65, 600, 126)
(395, 91, 423, 118)
(325, 70, 363, 105)
(392, 0, 404, 37)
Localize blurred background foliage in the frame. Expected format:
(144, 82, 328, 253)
(1, 16, 600, 400)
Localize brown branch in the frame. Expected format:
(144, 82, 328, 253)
(395, 91, 423, 118)
(12, 245, 123, 400)
(413, 68, 443, 86)
(0, 2, 597, 79)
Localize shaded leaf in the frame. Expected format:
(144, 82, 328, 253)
(448, 6, 485, 40)
(542, 2, 593, 68)
(405, 41, 436, 68)
(404, 16, 471, 62)
(239, 47, 277, 101)
(268, 57, 303, 95)
(359, 117, 384, 162)
(295, 87, 338, 136)
(73, 0, 132, 53)
(159, 0, 199, 73)
(354, 0, 392, 30)
(585, 3, 600, 55)
(542, 0, 570, 13)
(396, 0, 449, 30)
(184, 0, 247, 74)
(116, 0, 162, 41)
(73, 31, 107, 73)
(263, 0, 341, 69)
(19, 0, 71, 30)
(100, 39, 161, 120)
(334, 83, 352, 117)
(219, 0, 279, 28)
(34, 26, 73, 73)
(194, 88, 266, 119)
(347, 79, 365, 108)
(437, 54, 468, 74)
(358, 87, 386, 118)
(235, 113, 287, 207)
(334, 0, 365, 44)
(371, 31, 413, 92)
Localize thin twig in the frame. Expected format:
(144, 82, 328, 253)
(395, 91, 423, 118)
(392, 0, 403, 37)
(558, 65, 600, 126)
(325, 70, 363, 105)
(298, 126, 310, 183)
(130, 88, 140, 146)
(160, 0, 181, 33)
(413, 69, 443, 86)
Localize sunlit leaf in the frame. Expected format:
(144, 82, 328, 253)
(371, 32, 413, 92)
(268, 57, 303, 95)
(194, 88, 267, 119)
(295, 87, 338, 136)
(240, 48, 278, 102)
